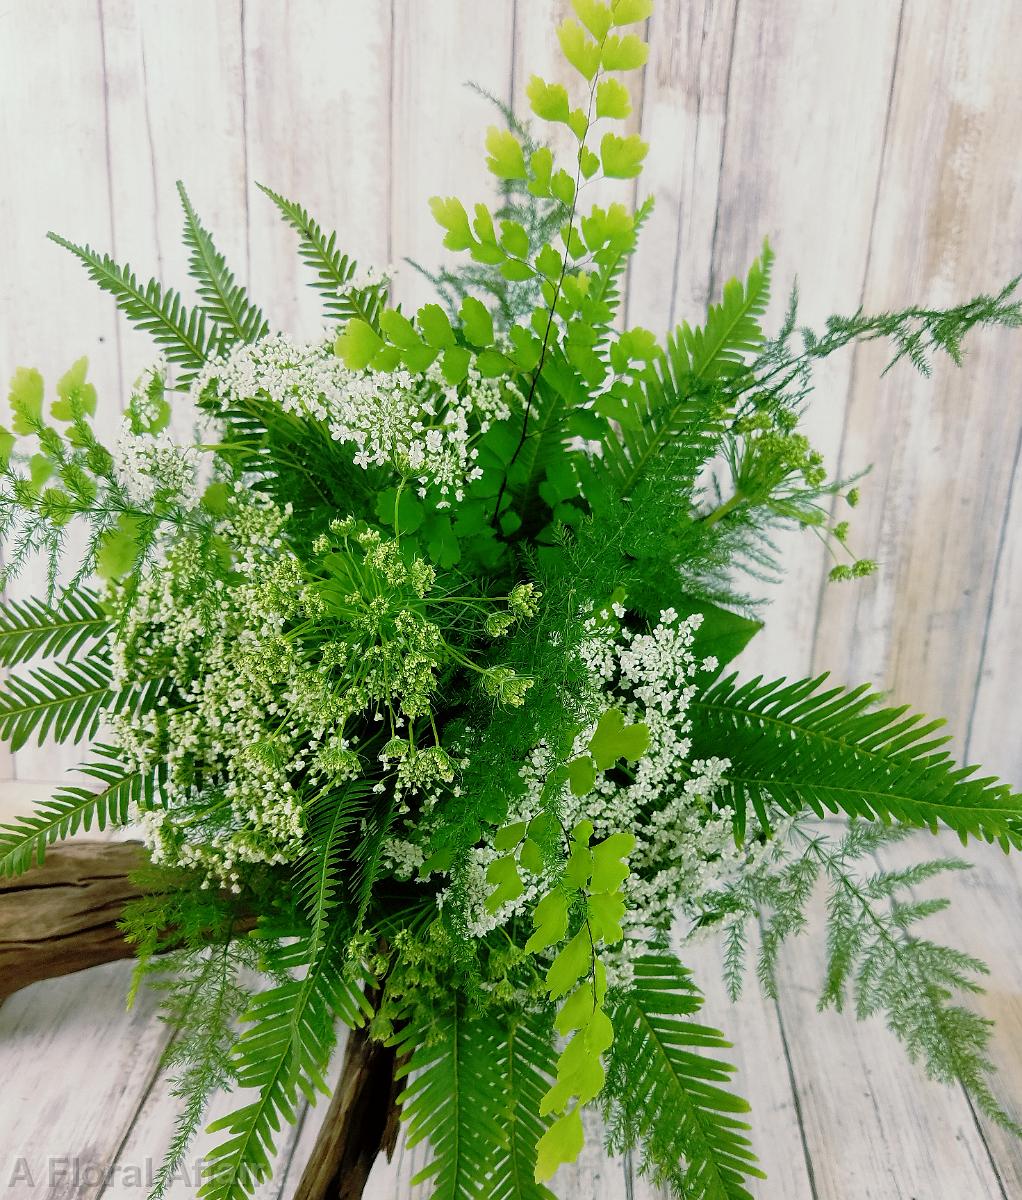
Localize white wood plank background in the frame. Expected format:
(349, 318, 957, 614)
(2, 1, 1022, 1196)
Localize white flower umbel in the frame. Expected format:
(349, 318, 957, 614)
(445, 611, 770, 959)
(192, 334, 514, 506)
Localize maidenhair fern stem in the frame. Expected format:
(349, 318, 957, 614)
(489, 32, 609, 529)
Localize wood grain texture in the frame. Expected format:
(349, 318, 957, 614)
(811, 0, 1022, 760)
(0, 840, 146, 999)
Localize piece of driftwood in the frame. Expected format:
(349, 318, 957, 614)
(294, 1016, 403, 1200)
(0, 840, 147, 999)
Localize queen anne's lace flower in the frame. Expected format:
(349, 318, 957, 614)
(192, 335, 513, 506)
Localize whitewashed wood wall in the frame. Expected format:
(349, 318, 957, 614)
(1, 0, 1021, 790)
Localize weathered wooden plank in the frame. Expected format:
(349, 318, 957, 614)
(0, 961, 171, 1200)
(811, 0, 1022, 753)
(243, 0, 393, 342)
(99, 0, 250, 387)
(626, 0, 739, 336)
(104, 976, 314, 1200)
(700, 0, 902, 684)
(965, 436, 1022, 785)
(683, 932, 815, 1197)
(389, 1, 515, 313)
(769, 832, 1006, 1199)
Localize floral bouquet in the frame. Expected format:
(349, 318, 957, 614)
(2, 2, 1021, 1197)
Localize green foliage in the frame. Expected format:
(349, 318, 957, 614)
(0, 588, 109, 666)
(604, 951, 762, 1199)
(0, 745, 166, 876)
(714, 821, 1020, 1134)
(0, 654, 164, 751)
(178, 181, 269, 346)
(294, 780, 373, 956)
(800, 279, 1022, 376)
(199, 925, 370, 1200)
(395, 1003, 558, 1200)
(47, 234, 218, 383)
(691, 672, 1022, 845)
(8, 1, 1022, 1197)
(257, 183, 388, 328)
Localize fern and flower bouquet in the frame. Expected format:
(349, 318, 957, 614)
(2, 2, 1022, 1197)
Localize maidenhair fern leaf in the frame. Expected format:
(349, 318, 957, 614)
(0, 654, 165, 751)
(199, 925, 370, 1200)
(0, 744, 167, 876)
(690, 672, 1022, 846)
(604, 952, 762, 1200)
(48, 233, 218, 383)
(0, 588, 110, 667)
(177, 181, 269, 346)
(256, 184, 387, 328)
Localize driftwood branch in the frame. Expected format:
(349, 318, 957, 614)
(0, 840, 147, 1000)
(294, 1016, 403, 1200)
(0, 840, 399, 1199)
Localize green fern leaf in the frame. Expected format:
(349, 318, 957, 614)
(588, 344, 725, 506)
(47, 233, 218, 382)
(177, 181, 269, 346)
(351, 793, 397, 928)
(293, 780, 372, 957)
(588, 243, 771, 505)
(256, 184, 387, 328)
(394, 999, 512, 1199)
(199, 925, 370, 1200)
(0, 744, 167, 876)
(605, 952, 762, 1200)
(690, 672, 1022, 846)
(0, 654, 164, 751)
(676, 239, 773, 381)
(490, 1014, 559, 1200)
(0, 588, 110, 667)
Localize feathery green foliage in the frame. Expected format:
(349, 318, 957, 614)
(0, 588, 110, 666)
(0, 745, 166, 876)
(256, 183, 388, 328)
(178, 182, 269, 347)
(199, 926, 370, 1200)
(690, 672, 1022, 845)
(294, 780, 373, 957)
(0, 655, 165, 751)
(46, 234, 218, 382)
(714, 821, 1019, 1134)
(396, 1003, 558, 1199)
(605, 952, 762, 1200)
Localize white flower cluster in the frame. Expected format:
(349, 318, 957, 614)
(441, 610, 772, 961)
(112, 490, 328, 889)
(569, 610, 750, 936)
(192, 334, 514, 506)
(112, 369, 211, 511)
